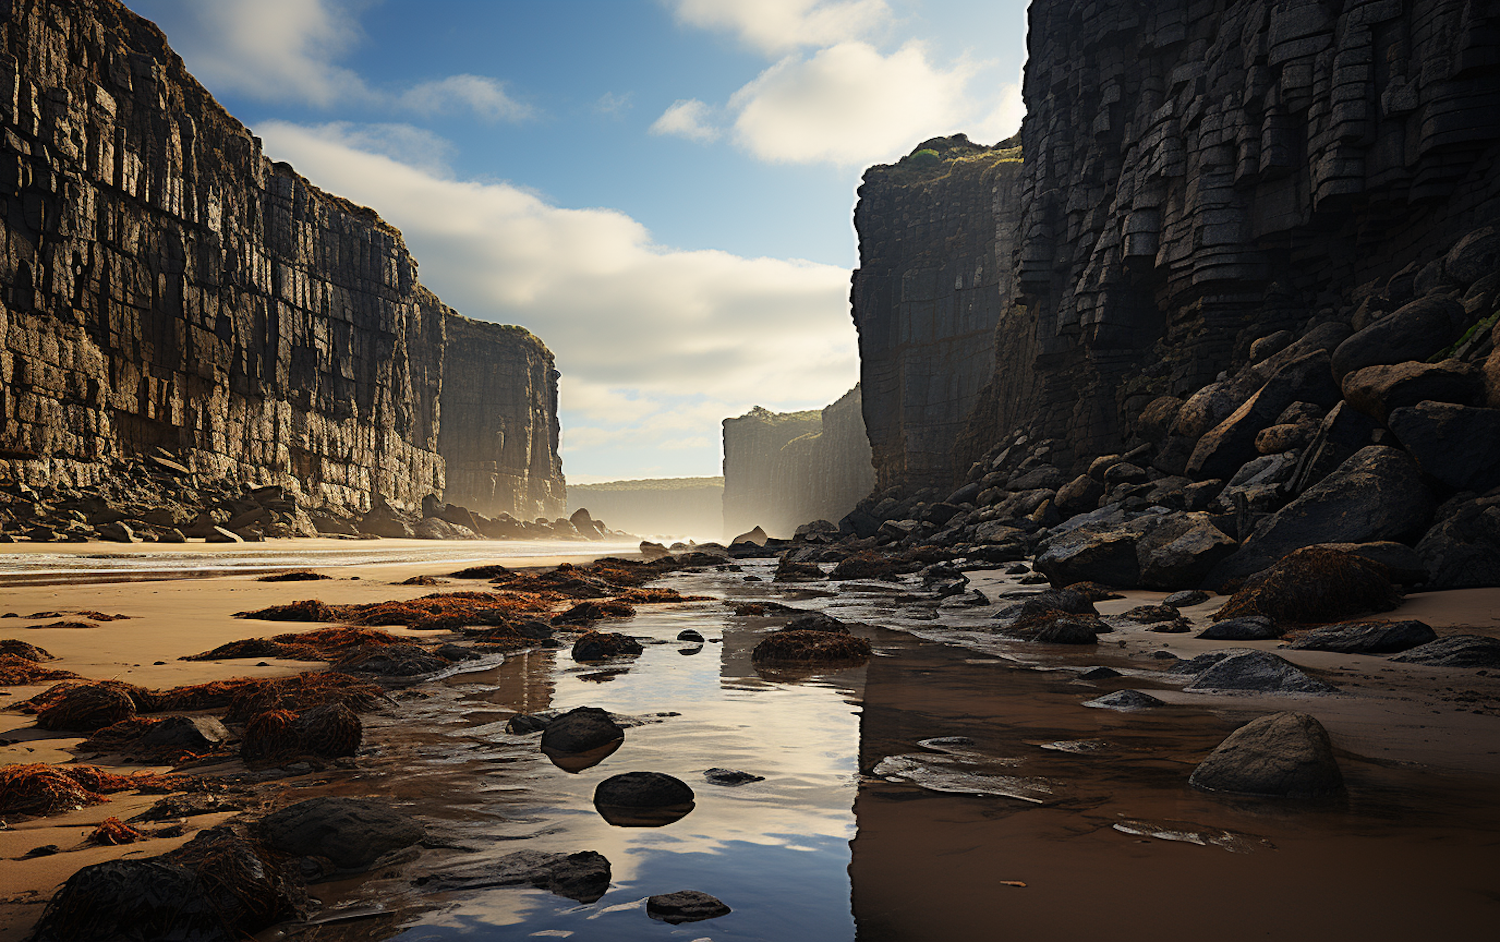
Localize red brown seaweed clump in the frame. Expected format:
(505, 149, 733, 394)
(87, 816, 146, 845)
(0, 764, 183, 817)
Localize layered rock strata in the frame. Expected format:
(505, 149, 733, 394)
(837, 0, 1500, 592)
(0, 0, 563, 518)
(851, 136, 1024, 490)
(722, 386, 875, 539)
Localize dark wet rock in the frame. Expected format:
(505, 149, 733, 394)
(1061, 582, 1123, 602)
(1197, 616, 1281, 641)
(1118, 604, 1183, 624)
(555, 599, 636, 625)
(1183, 651, 1338, 695)
(1150, 650, 1181, 660)
(594, 772, 695, 826)
(1213, 547, 1400, 624)
(1416, 498, 1500, 589)
(472, 850, 613, 904)
(259, 797, 424, 871)
(996, 589, 1097, 619)
(571, 631, 644, 662)
(1290, 620, 1437, 655)
(1388, 401, 1500, 493)
(1078, 666, 1121, 680)
(1035, 529, 1140, 587)
(1055, 473, 1106, 518)
(30, 859, 229, 942)
(293, 703, 362, 758)
(1018, 616, 1102, 645)
(751, 629, 872, 665)
(784, 612, 849, 632)
(1167, 651, 1234, 674)
(703, 768, 765, 786)
(130, 794, 244, 823)
(1310, 541, 1427, 585)
(506, 712, 552, 734)
(1391, 635, 1500, 668)
(647, 890, 731, 925)
(1187, 351, 1341, 480)
(1164, 590, 1210, 608)
(1211, 447, 1434, 587)
(1190, 712, 1344, 799)
(676, 629, 705, 643)
(539, 706, 624, 754)
(435, 643, 480, 661)
(138, 715, 231, 753)
(1084, 689, 1164, 711)
(1150, 621, 1192, 633)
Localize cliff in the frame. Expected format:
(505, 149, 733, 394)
(961, 0, 1500, 471)
(851, 135, 1024, 491)
(566, 476, 723, 540)
(0, 0, 563, 517)
(723, 385, 875, 538)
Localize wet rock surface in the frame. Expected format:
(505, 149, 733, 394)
(539, 706, 625, 754)
(1183, 651, 1339, 695)
(258, 797, 425, 872)
(1190, 712, 1345, 799)
(647, 889, 732, 925)
(1290, 621, 1438, 655)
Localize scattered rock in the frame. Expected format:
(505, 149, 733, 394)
(751, 629, 871, 665)
(571, 631, 644, 662)
(703, 768, 765, 786)
(594, 772, 695, 826)
(1197, 616, 1281, 641)
(1189, 712, 1344, 799)
(1083, 689, 1164, 711)
(1078, 666, 1121, 680)
(1289, 620, 1437, 655)
(1391, 635, 1500, 668)
(137, 715, 231, 753)
(647, 890, 731, 925)
(1213, 547, 1400, 624)
(676, 629, 705, 643)
(1183, 651, 1338, 694)
(472, 850, 613, 904)
(258, 797, 425, 871)
(1164, 590, 1210, 608)
(36, 685, 137, 732)
(539, 706, 624, 754)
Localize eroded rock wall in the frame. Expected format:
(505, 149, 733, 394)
(851, 136, 1025, 491)
(566, 477, 723, 540)
(0, 0, 563, 514)
(961, 0, 1500, 470)
(722, 386, 875, 538)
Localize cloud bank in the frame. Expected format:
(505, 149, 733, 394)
(255, 121, 859, 478)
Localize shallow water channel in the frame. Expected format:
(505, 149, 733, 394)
(299, 563, 1500, 941)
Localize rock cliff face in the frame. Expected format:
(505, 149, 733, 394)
(0, 0, 563, 516)
(851, 136, 1024, 491)
(722, 386, 875, 538)
(960, 0, 1500, 470)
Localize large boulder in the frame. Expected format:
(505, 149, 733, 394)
(647, 890, 732, 925)
(1289, 620, 1437, 654)
(1286, 402, 1381, 495)
(1388, 401, 1500, 492)
(30, 860, 228, 942)
(473, 850, 613, 903)
(1198, 616, 1281, 640)
(593, 772, 696, 826)
(539, 706, 625, 754)
(1212, 546, 1401, 623)
(36, 685, 138, 732)
(1330, 295, 1466, 380)
(1189, 712, 1344, 798)
(1035, 529, 1141, 587)
(258, 797, 425, 871)
(1186, 351, 1341, 480)
(1135, 513, 1237, 589)
(1209, 447, 1434, 587)
(1341, 360, 1482, 422)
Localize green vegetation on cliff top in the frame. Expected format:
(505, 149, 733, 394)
(874, 133, 1021, 186)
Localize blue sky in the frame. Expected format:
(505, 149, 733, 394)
(125, 0, 1029, 483)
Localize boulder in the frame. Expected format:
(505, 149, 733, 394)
(1083, 689, 1164, 711)
(1287, 402, 1381, 496)
(1008, 465, 1066, 491)
(1443, 226, 1500, 284)
(1183, 651, 1338, 694)
(539, 706, 625, 754)
(1289, 620, 1436, 654)
(1137, 396, 1183, 443)
(138, 715, 231, 753)
(1254, 422, 1315, 455)
(751, 629, 871, 664)
(593, 772, 696, 826)
(1197, 616, 1281, 641)
(1035, 529, 1140, 587)
(37, 685, 137, 732)
(1212, 546, 1400, 624)
(1388, 401, 1500, 493)
(1135, 513, 1237, 590)
(571, 631, 644, 662)
(1189, 712, 1344, 798)
(1415, 499, 1500, 588)
(677, 629, 705, 643)
(258, 797, 425, 871)
(413, 517, 480, 540)
(96, 521, 138, 543)
(1187, 351, 1341, 480)
(703, 768, 765, 786)
(30, 860, 228, 942)
(647, 890, 731, 925)
(1330, 295, 1465, 379)
(731, 526, 769, 546)
(1341, 360, 1482, 422)
(1307, 541, 1427, 584)
(1210, 447, 1434, 587)
(1391, 635, 1500, 668)
(1164, 589, 1210, 608)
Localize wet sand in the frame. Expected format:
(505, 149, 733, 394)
(1, 547, 1498, 940)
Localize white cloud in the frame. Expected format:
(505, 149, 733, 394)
(315, 122, 456, 175)
(398, 75, 533, 122)
(672, 0, 893, 54)
(136, 0, 531, 121)
(649, 99, 722, 142)
(730, 40, 1017, 166)
(254, 121, 859, 473)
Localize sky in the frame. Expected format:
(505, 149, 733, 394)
(124, 0, 1030, 484)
